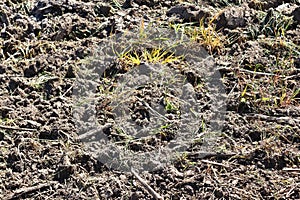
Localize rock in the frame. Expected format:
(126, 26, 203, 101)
(24, 120, 42, 128)
(31, 0, 63, 21)
(65, 65, 76, 78)
(24, 64, 37, 77)
(0, 10, 10, 26)
(75, 47, 90, 59)
(167, 4, 209, 22)
(295, 57, 300, 69)
(134, 0, 157, 7)
(130, 191, 143, 200)
(275, 3, 298, 16)
(184, 184, 194, 195)
(0, 65, 6, 74)
(275, 4, 299, 24)
(215, 6, 247, 30)
(292, 6, 300, 24)
(123, 0, 157, 8)
(0, 131, 4, 141)
(94, 3, 111, 17)
(249, 0, 284, 10)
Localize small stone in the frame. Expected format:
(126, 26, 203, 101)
(120, 174, 127, 181)
(24, 65, 37, 77)
(94, 3, 111, 17)
(215, 6, 247, 30)
(24, 120, 41, 128)
(184, 185, 194, 195)
(0, 11, 9, 26)
(167, 4, 209, 22)
(0, 131, 4, 141)
(292, 6, 300, 24)
(130, 191, 143, 200)
(65, 65, 76, 78)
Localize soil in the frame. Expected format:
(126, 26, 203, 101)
(0, 0, 300, 199)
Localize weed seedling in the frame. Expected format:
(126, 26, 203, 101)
(118, 47, 183, 69)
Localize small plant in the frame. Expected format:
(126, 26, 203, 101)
(119, 50, 142, 67)
(164, 97, 179, 113)
(175, 152, 196, 170)
(174, 15, 225, 54)
(239, 72, 300, 109)
(247, 64, 268, 72)
(118, 47, 184, 68)
(111, 0, 122, 10)
(260, 9, 293, 38)
(154, 123, 176, 141)
(0, 118, 14, 125)
(276, 87, 300, 107)
(247, 9, 293, 39)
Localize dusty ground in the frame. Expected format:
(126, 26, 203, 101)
(0, 0, 300, 199)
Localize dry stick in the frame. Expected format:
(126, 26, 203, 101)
(0, 75, 24, 78)
(7, 182, 56, 200)
(227, 83, 238, 97)
(187, 151, 236, 159)
(201, 159, 229, 168)
(217, 66, 299, 79)
(282, 168, 300, 172)
(131, 168, 164, 200)
(238, 68, 277, 76)
(286, 184, 300, 197)
(0, 124, 37, 132)
(61, 84, 73, 97)
(245, 113, 300, 124)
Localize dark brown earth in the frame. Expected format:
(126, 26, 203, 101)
(0, 0, 300, 199)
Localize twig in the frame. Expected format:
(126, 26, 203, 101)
(201, 159, 229, 168)
(282, 168, 300, 172)
(6, 181, 56, 200)
(61, 84, 73, 97)
(131, 168, 164, 200)
(0, 74, 24, 78)
(227, 83, 238, 97)
(217, 67, 299, 80)
(286, 184, 300, 197)
(187, 151, 236, 159)
(245, 113, 300, 124)
(282, 74, 300, 80)
(0, 124, 37, 132)
(238, 68, 277, 76)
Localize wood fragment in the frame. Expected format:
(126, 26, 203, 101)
(187, 151, 236, 159)
(6, 181, 56, 200)
(61, 84, 73, 97)
(217, 67, 300, 80)
(282, 168, 300, 172)
(245, 113, 300, 124)
(131, 168, 164, 200)
(0, 124, 37, 132)
(201, 159, 229, 168)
